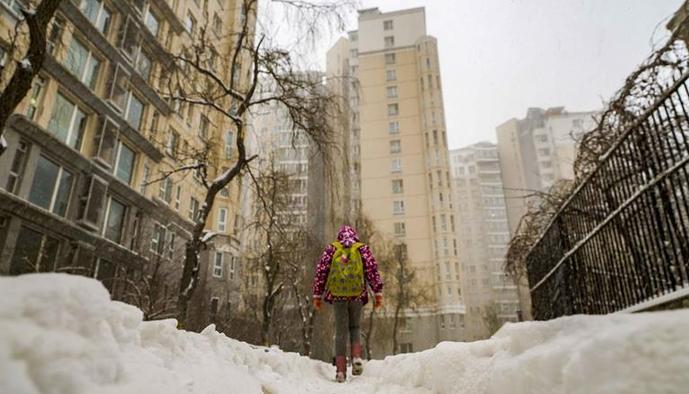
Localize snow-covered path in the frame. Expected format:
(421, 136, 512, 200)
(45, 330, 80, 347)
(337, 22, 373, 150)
(1, 274, 689, 394)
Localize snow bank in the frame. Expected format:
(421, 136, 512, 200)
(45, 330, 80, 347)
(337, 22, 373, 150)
(1, 274, 688, 394)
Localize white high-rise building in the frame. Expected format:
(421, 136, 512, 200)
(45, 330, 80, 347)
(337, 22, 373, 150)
(450, 143, 520, 340)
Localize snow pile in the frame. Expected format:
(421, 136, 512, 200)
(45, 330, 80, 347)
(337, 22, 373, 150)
(1, 274, 689, 394)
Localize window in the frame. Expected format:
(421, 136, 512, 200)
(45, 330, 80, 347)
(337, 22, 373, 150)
(350, 49, 358, 58)
(387, 104, 399, 116)
(167, 231, 176, 258)
(538, 148, 551, 156)
(218, 208, 227, 232)
(6, 140, 29, 194)
(391, 158, 401, 173)
(394, 222, 406, 236)
(393, 200, 405, 215)
(385, 53, 396, 65)
(386, 69, 396, 81)
(383, 20, 393, 30)
(229, 256, 237, 280)
(535, 134, 548, 143)
(114, 143, 135, 184)
(125, 94, 145, 131)
(47, 93, 87, 150)
(213, 252, 223, 277)
(386, 86, 398, 98)
(225, 131, 234, 158)
(10, 226, 60, 275)
(135, 49, 152, 81)
(103, 197, 126, 243)
(199, 114, 210, 139)
(189, 197, 200, 221)
(107, 65, 129, 110)
(388, 121, 400, 134)
(390, 140, 401, 154)
(131, 0, 146, 14)
(185, 12, 196, 34)
(119, 17, 140, 60)
(145, 9, 160, 37)
(166, 129, 179, 157)
(159, 177, 172, 203)
(384, 36, 394, 48)
(26, 76, 46, 120)
(150, 223, 165, 254)
(392, 179, 403, 194)
(2, 0, 25, 15)
(46, 16, 65, 56)
(28, 156, 74, 217)
(77, 0, 111, 35)
(399, 343, 413, 353)
(78, 175, 108, 228)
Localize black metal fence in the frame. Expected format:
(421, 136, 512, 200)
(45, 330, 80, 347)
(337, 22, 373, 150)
(526, 72, 689, 320)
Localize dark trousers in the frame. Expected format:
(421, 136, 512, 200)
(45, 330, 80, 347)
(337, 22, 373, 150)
(333, 300, 362, 357)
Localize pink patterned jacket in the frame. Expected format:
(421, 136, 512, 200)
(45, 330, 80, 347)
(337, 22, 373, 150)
(312, 225, 383, 305)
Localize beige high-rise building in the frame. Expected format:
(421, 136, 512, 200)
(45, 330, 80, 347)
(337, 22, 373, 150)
(326, 7, 465, 354)
(450, 143, 520, 340)
(0, 0, 253, 329)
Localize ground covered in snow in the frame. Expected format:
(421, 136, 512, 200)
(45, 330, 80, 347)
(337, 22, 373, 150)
(1, 274, 688, 394)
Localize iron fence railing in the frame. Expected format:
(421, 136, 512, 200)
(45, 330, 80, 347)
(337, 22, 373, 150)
(526, 72, 689, 320)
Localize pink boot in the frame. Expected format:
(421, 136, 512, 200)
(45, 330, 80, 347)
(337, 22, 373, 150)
(351, 342, 363, 376)
(335, 355, 347, 382)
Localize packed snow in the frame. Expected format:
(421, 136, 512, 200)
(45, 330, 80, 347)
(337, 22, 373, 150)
(1, 274, 688, 394)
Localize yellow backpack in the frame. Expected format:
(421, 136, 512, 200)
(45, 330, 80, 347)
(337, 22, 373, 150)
(326, 241, 365, 297)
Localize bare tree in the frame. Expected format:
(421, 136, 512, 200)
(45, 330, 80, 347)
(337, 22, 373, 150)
(480, 304, 502, 338)
(145, 0, 353, 327)
(119, 253, 179, 321)
(504, 21, 689, 303)
(0, 0, 63, 155)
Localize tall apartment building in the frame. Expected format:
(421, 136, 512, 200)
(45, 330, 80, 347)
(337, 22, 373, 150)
(450, 143, 519, 340)
(496, 107, 596, 319)
(326, 7, 465, 354)
(0, 0, 252, 329)
(496, 107, 596, 237)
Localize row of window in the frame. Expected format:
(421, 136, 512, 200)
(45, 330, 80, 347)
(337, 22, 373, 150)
(432, 214, 456, 233)
(8, 224, 134, 296)
(212, 251, 239, 279)
(425, 129, 446, 149)
(428, 170, 451, 190)
(436, 261, 461, 282)
(31, 88, 139, 184)
(6, 151, 131, 247)
(434, 237, 458, 258)
(6, 139, 133, 221)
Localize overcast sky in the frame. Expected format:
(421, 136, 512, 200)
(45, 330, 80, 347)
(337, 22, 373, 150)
(311, 0, 684, 149)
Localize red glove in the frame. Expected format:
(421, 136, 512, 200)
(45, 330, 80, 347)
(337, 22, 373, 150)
(374, 294, 383, 309)
(313, 297, 322, 311)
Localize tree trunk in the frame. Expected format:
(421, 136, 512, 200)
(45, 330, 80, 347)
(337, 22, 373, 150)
(364, 305, 375, 360)
(177, 239, 200, 328)
(0, 0, 63, 156)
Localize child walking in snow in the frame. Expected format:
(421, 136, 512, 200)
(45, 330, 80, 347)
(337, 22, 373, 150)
(312, 225, 383, 383)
